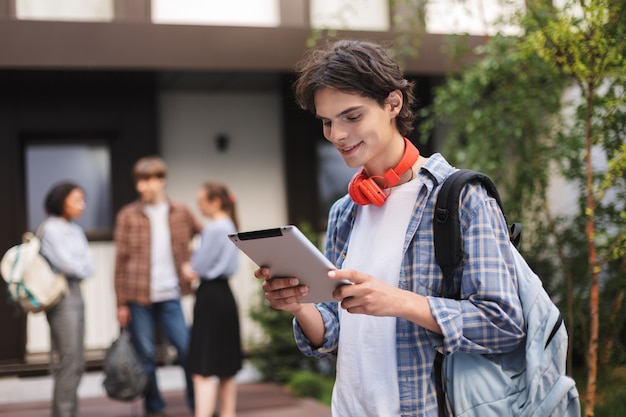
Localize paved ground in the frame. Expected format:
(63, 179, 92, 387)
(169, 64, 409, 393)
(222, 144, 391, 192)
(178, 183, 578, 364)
(0, 384, 331, 417)
(0, 364, 331, 417)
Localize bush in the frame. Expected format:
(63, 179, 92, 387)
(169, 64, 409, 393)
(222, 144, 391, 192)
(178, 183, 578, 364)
(287, 370, 334, 406)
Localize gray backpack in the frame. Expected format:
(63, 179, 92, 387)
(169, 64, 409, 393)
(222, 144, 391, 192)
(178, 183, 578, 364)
(102, 328, 148, 402)
(433, 169, 581, 417)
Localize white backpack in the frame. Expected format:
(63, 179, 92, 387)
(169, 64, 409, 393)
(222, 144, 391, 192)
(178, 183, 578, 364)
(0, 224, 68, 313)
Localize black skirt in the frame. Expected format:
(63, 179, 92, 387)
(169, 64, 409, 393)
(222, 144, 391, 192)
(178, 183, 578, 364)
(187, 278, 243, 377)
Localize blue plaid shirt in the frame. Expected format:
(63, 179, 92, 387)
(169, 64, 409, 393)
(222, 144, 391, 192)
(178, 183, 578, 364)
(294, 153, 525, 417)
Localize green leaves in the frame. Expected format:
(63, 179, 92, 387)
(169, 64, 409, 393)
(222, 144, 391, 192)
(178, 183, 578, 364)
(421, 33, 564, 226)
(523, 0, 626, 87)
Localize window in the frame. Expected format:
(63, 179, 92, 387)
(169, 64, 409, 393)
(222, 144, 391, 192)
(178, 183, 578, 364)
(425, 0, 523, 36)
(16, 0, 113, 22)
(24, 141, 113, 239)
(152, 0, 280, 27)
(310, 0, 390, 31)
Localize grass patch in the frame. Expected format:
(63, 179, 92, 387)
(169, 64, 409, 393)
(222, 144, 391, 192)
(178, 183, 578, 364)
(577, 366, 626, 417)
(284, 365, 626, 414)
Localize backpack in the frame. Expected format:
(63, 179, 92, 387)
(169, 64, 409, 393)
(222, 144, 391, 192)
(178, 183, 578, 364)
(102, 328, 148, 402)
(0, 223, 68, 313)
(432, 169, 581, 417)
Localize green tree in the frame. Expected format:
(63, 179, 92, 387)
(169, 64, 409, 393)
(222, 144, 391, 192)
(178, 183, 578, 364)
(412, 1, 626, 415)
(521, 2, 626, 414)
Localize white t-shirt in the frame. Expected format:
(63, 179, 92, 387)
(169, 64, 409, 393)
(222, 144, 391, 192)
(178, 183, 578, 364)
(144, 201, 180, 302)
(332, 176, 421, 417)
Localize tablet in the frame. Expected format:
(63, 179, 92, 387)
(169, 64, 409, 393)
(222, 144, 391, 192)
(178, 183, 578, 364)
(228, 225, 349, 303)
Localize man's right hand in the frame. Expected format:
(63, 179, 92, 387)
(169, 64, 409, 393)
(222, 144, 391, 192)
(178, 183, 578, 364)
(117, 305, 131, 327)
(255, 266, 328, 348)
(253, 267, 309, 314)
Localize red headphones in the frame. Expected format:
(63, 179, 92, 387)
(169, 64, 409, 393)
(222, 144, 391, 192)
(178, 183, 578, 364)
(348, 138, 420, 206)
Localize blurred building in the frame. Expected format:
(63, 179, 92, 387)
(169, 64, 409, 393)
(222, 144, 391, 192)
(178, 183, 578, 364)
(0, 0, 507, 373)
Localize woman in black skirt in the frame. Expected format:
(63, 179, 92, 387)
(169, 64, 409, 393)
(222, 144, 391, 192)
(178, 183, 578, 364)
(182, 182, 242, 417)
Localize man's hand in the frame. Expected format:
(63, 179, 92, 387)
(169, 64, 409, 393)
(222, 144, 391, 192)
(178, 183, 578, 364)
(254, 267, 309, 313)
(117, 305, 131, 327)
(181, 262, 199, 283)
(329, 269, 403, 317)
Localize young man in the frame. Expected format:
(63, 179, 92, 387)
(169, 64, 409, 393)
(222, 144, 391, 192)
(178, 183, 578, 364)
(255, 40, 526, 417)
(114, 156, 202, 417)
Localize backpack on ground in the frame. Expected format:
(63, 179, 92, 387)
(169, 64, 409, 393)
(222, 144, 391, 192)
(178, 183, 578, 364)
(0, 222, 68, 313)
(433, 169, 581, 417)
(102, 328, 148, 402)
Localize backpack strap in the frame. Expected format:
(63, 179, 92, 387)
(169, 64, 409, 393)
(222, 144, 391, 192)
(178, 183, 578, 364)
(434, 352, 448, 417)
(35, 218, 50, 240)
(433, 169, 519, 417)
(433, 169, 506, 298)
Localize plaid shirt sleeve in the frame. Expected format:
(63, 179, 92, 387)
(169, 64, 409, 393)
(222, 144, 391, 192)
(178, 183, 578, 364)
(293, 301, 340, 358)
(113, 202, 152, 306)
(113, 205, 132, 306)
(426, 182, 525, 355)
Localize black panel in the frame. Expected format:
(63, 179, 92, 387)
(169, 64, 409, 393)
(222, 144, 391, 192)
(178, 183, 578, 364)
(280, 73, 324, 231)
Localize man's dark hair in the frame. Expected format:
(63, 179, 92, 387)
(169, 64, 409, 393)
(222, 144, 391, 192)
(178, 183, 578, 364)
(44, 181, 83, 217)
(133, 156, 168, 182)
(293, 39, 417, 136)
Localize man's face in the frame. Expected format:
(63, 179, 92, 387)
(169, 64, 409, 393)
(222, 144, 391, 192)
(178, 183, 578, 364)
(136, 176, 166, 204)
(314, 87, 402, 175)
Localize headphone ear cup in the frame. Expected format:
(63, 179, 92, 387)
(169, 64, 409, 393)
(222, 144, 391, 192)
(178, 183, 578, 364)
(359, 178, 387, 206)
(347, 138, 419, 207)
(349, 170, 389, 206)
(348, 170, 371, 205)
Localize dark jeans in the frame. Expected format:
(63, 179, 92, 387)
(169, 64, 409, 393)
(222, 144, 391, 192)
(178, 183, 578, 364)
(127, 300, 194, 414)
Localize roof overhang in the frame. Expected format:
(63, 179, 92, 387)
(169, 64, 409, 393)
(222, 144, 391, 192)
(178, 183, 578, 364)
(0, 20, 487, 74)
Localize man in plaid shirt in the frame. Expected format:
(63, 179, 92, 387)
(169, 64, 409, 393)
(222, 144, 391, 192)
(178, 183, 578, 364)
(114, 156, 202, 417)
(255, 40, 525, 417)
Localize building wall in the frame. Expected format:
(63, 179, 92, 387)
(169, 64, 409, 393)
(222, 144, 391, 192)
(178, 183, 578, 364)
(160, 91, 288, 350)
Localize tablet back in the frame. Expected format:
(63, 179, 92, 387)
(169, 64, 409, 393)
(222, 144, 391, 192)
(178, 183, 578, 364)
(228, 225, 343, 303)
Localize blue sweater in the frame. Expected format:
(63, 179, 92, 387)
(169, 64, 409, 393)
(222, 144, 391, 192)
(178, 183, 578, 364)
(191, 218, 238, 280)
(40, 216, 95, 280)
